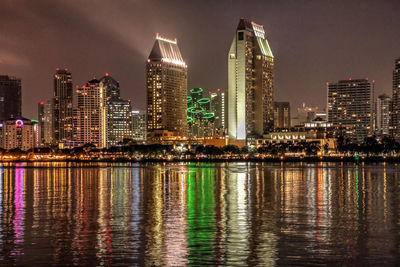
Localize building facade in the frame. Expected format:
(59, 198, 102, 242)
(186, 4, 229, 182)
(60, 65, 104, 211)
(228, 18, 274, 141)
(274, 102, 290, 129)
(391, 58, 400, 139)
(38, 100, 53, 145)
(75, 79, 107, 148)
(0, 75, 21, 122)
(146, 34, 188, 142)
(187, 88, 215, 138)
(210, 88, 226, 134)
(132, 110, 146, 142)
(376, 94, 391, 136)
(327, 79, 374, 142)
(0, 118, 40, 150)
(100, 74, 132, 147)
(53, 69, 73, 144)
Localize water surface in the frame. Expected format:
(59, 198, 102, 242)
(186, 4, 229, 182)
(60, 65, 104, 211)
(0, 162, 399, 266)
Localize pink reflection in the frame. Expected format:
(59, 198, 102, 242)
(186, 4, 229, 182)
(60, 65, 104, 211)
(11, 164, 24, 255)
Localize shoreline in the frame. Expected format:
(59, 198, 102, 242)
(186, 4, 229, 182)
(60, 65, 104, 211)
(0, 156, 399, 164)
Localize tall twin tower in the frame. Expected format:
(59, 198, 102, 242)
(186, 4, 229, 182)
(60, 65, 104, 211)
(146, 18, 274, 142)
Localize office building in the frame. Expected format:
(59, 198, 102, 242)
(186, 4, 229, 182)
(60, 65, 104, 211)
(100, 74, 132, 147)
(327, 78, 374, 142)
(0, 75, 21, 121)
(274, 102, 290, 129)
(210, 88, 226, 134)
(132, 110, 146, 142)
(146, 34, 188, 142)
(391, 58, 400, 139)
(0, 118, 39, 150)
(376, 94, 391, 136)
(53, 69, 73, 143)
(187, 88, 215, 138)
(75, 78, 107, 148)
(38, 100, 53, 145)
(228, 18, 274, 141)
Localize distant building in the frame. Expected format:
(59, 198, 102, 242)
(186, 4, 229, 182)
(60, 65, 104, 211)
(376, 94, 391, 136)
(53, 69, 73, 144)
(391, 58, 400, 139)
(75, 79, 107, 148)
(100, 74, 132, 147)
(132, 110, 146, 142)
(228, 18, 274, 141)
(146, 34, 188, 142)
(0, 118, 40, 150)
(274, 102, 290, 129)
(38, 100, 53, 145)
(290, 103, 322, 127)
(0, 75, 21, 121)
(187, 88, 215, 138)
(210, 89, 226, 133)
(327, 78, 374, 142)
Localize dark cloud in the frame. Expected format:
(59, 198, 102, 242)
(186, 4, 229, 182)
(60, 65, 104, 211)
(0, 0, 399, 118)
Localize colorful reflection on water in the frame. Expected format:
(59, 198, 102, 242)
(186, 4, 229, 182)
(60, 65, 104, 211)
(0, 162, 399, 266)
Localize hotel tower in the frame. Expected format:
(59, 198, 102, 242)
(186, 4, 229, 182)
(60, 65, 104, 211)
(228, 18, 275, 141)
(146, 34, 188, 142)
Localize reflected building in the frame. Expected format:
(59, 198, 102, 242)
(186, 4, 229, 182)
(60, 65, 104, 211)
(146, 34, 188, 142)
(228, 18, 275, 141)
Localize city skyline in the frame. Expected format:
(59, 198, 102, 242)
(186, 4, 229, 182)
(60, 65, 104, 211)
(1, 0, 399, 119)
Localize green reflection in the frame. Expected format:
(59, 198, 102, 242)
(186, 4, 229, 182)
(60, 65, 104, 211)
(186, 163, 217, 264)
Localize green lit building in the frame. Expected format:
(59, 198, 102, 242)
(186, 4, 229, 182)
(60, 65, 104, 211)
(187, 88, 215, 138)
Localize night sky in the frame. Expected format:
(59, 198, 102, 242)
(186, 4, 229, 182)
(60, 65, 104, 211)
(0, 0, 399, 119)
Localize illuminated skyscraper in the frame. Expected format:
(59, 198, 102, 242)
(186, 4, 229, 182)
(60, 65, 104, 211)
(75, 78, 107, 147)
(38, 100, 53, 145)
(274, 102, 291, 129)
(53, 69, 73, 143)
(132, 110, 146, 142)
(100, 74, 132, 147)
(228, 18, 274, 141)
(210, 89, 226, 134)
(187, 88, 215, 138)
(390, 58, 400, 139)
(376, 94, 391, 136)
(0, 75, 21, 121)
(146, 34, 188, 142)
(327, 78, 374, 142)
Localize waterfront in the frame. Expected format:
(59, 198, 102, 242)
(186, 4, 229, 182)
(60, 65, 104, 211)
(0, 162, 399, 266)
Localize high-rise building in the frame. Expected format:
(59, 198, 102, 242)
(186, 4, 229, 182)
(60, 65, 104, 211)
(228, 18, 274, 141)
(146, 34, 188, 142)
(187, 88, 215, 138)
(0, 75, 21, 121)
(274, 102, 291, 129)
(390, 58, 400, 139)
(53, 69, 73, 143)
(100, 74, 132, 147)
(132, 110, 146, 142)
(38, 100, 53, 145)
(0, 118, 39, 150)
(376, 94, 391, 136)
(210, 88, 226, 134)
(75, 78, 107, 147)
(327, 78, 374, 142)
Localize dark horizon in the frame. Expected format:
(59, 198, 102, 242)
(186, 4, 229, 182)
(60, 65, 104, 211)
(0, 0, 399, 119)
